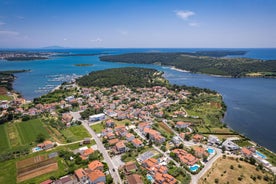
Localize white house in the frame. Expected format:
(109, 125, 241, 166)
(89, 113, 105, 122)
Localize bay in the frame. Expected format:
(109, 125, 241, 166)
(0, 48, 275, 152)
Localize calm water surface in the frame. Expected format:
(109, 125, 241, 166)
(0, 48, 275, 152)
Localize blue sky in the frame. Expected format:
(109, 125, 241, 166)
(0, 0, 275, 48)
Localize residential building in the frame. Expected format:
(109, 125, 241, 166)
(88, 160, 104, 171)
(138, 122, 151, 132)
(193, 134, 204, 142)
(87, 170, 106, 184)
(125, 133, 135, 141)
(131, 138, 143, 148)
(154, 172, 177, 184)
(241, 147, 253, 158)
(37, 140, 54, 150)
(143, 128, 165, 144)
(126, 174, 143, 184)
(81, 148, 94, 160)
(52, 175, 77, 184)
(124, 161, 138, 174)
(172, 136, 181, 146)
(175, 121, 190, 129)
(208, 135, 221, 145)
(105, 119, 115, 127)
(74, 168, 88, 183)
(193, 146, 208, 158)
(108, 138, 119, 146)
(172, 149, 198, 166)
(222, 139, 240, 151)
(116, 141, 126, 153)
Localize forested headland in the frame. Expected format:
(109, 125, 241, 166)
(100, 52, 276, 77)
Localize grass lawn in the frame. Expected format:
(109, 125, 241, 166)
(65, 140, 96, 150)
(199, 157, 275, 184)
(61, 125, 90, 142)
(0, 159, 16, 184)
(115, 119, 131, 126)
(91, 123, 105, 133)
(233, 139, 254, 147)
(0, 94, 13, 100)
(16, 119, 49, 144)
(0, 124, 10, 152)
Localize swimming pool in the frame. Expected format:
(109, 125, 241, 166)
(147, 174, 154, 183)
(207, 148, 215, 154)
(256, 151, 267, 159)
(32, 147, 43, 152)
(189, 164, 200, 172)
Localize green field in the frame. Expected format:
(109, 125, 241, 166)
(61, 125, 91, 142)
(0, 119, 50, 153)
(16, 119, 49, 144)
(0, 159, 16, 184)
(0, 124, 10, 152)
(0, 95, 13, 100)
(91, 123, 105, 133)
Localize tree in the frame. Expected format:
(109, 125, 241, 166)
(36, 133, 45, 143)
(222, 146, 226, 153)
(249, 157, 256, 165)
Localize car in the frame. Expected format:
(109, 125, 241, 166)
(112, 168, 115, 172)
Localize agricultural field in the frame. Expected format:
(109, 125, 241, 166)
(199, 157, 275, 184)
(0, 124, 10, 152)
(0, 119, 50, 153)
(61, 125, 91, 142)
(17, 155, 58, 183)
(16, 119, 49, 144)
(0, 159, 16, 184)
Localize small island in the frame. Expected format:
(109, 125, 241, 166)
(100, 51, 276, 78)
(74, 63, 93, 67)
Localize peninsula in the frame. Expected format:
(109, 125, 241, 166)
(100, 51, 276, 78)
(0, 67, 275, 184)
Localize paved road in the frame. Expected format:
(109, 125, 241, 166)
(190, 148, 222, 184)
(153, 145, 180, 167)
(162, 120, 224, 184)
(71, 111, 122, 184)
(82, 121, 122, 184)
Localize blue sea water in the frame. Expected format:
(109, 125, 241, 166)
(0, 48, 276, 152)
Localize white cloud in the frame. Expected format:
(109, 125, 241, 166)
(0, 30, 19, 36)
(189, 22, 200, 27)
(0, 21, 5, 26)
(90, 37, 103, 43)
(175, 10, 195, 20)
(63, 38, 67, 41)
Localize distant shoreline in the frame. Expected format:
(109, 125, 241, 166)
(74, 63, 93, 67)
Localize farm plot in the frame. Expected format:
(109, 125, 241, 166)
(16, 155, 58, 183)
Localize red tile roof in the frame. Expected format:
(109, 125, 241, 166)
(88, 160, 104, 171)
(87, 170, 105, 182)
(74, 168, 86, 180)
